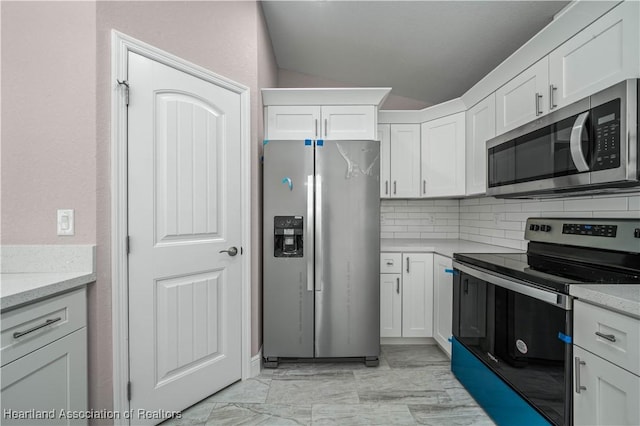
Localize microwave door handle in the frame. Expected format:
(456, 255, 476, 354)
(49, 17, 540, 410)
(570, 111, 591, 172)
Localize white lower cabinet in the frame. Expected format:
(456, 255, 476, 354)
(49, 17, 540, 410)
(573, 300, 640, 425)
(380, 252, 434, 338)
(433, 254, 453, 357)
(1, 288, 88, 425)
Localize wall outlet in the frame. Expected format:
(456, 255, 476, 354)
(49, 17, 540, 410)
(57, 209, 75, 236)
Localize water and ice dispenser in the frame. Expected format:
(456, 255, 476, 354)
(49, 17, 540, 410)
(273, 216, 303, 257)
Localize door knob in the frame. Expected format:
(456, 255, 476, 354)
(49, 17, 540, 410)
(219, 247, 238, 256)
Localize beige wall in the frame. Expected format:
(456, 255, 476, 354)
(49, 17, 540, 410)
(2, 0, 277, 419)
(1, 1, 97, 244)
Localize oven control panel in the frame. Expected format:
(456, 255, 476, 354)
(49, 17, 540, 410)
(562, 223, 617, 237)
(525, 218, 640, 254)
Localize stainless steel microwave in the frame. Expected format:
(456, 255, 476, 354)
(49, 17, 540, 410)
(486, 79, 639, 198)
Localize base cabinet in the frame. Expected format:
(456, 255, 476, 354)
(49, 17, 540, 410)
(1, 329, 88, 426)
(574, 346, 640, 426)
(573, 300, 640, 425)
(433, 254, 453, 356)
(380, 252, 433, 338)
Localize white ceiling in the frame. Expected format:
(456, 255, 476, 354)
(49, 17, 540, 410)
(261, 0, 571, 106)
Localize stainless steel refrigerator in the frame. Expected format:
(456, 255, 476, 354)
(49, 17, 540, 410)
(263, 139, 380, 367)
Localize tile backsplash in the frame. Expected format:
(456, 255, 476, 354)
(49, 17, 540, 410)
(382, 192, 640, 250)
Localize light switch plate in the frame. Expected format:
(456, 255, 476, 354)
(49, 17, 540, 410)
(57, 209, 75, 236)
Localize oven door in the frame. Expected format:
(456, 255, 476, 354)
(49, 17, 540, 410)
(452, 262, 573, 426)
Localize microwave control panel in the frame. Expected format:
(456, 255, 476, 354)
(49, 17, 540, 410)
(591, 99, 621, 171)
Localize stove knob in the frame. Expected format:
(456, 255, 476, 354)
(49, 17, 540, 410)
(533, 225, 540, 231)
(541, 225, 552, 232)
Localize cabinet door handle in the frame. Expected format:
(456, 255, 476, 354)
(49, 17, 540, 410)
(549, 84, 557, 109)
(314, 119, 318, 138)
(386, 261, 393, 266)
(13, 317, 62, 339)
(574, 357, 587, 393)
(385, 181, 389, 195)
(595, 331, 616, 342)
(423, 180, 426, 194)
(396, 277, 400, 294)
(324, 118, 328, 137)
(406, 257, 410, 273)
(393, 181, 397, 195)
(535, 93, 543, 116)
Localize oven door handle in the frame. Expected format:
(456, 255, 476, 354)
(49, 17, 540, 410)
(452, 261, 572, 310)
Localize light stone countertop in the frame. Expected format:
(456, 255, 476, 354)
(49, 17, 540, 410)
(0, 245, 96, 312)
(381, 238, 524, 258)
(570, 284, 640, 319)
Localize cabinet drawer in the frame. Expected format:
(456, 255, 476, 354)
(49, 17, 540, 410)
(574, 300, 640, 376)
(1, 288, 86, 367)
(380, 253, 402, 273)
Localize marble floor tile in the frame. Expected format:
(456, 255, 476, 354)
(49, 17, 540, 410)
(410, 414, 496, 426)
(408, 403, 487, 421)
(381, 345, 450, 369)
(312, 403, 417, 425)
(354, 368, 451, 405)
(205, 403, 311, 426)
(205, 377, 271, 404)
(159, 401, 215, 426)
(266, 378, 359, 405)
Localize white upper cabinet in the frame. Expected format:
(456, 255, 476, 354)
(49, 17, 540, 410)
(420, 112, 466, 197)
(321, 105, 376, 140)
(266, 105, 376, 140)
(378, 124, 391, 198)
(549, 0, 640, 110)
(266, 106, 320, 140)
(466, 93, 495, 195)
(390, 124, 421, 198)
(496, 57, 549, 135)
(262, 88, 390, 141)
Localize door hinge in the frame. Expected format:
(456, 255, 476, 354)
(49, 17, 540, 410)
(117, 79, 129, 106)
(127, 381, 132, 401)
(126, 236, 130, 255)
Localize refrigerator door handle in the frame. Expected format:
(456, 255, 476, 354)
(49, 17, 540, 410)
(307, 175, 314, 292)
(315, 175, 323, 292)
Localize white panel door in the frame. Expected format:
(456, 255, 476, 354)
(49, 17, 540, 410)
(433, 254, 453, 357)
(574, 346, 640, 426)
(378, 124, 391, 198)
(496, 57, 549, 135)
(380, 274, 402, 338)
(402, 253, 433, 338)
(420, 112, 465, 197)
(321, 105, 376, 140)
(390, 124, 421, 198)
(549, 1, 640, 110)
(466, 93, 495, 195)
(266, 105, 320, 140)
(128, 52, 242, 423)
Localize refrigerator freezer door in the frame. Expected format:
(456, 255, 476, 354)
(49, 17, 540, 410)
(314, 140, 381, 358)
(263, 140, 315, 358)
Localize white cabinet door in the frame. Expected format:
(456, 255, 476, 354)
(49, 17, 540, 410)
(549, 1, 640, 110)
(433, 254, 453, 357)
(390, 124, 421, 198)
(1, 328, 88, 426)
(321, 105, 376, 140)
(466, 93, 496, 196)
(420, 112, 465, 197)
(402, 253, 434, 338)
(574, 346, 640, 426)
(496, 57, 549, 135)
(380, 273, 402, 338)
(266, 105, 320, 140)
(378, 124, 391, 198)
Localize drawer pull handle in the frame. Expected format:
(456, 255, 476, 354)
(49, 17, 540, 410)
(13, 317, 62, 339)
(386, 261, 393, 266)
(595, 332, 616, 342)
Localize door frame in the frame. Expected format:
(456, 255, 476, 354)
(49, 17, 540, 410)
(110, 30, 251, 423)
